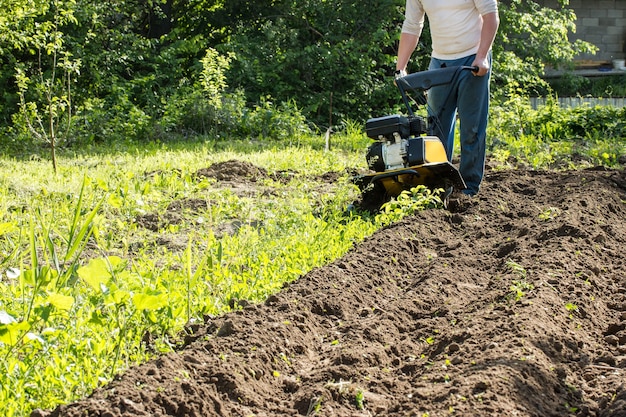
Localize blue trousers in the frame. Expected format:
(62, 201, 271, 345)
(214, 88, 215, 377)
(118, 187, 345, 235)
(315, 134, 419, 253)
(427, 53, 491, 195)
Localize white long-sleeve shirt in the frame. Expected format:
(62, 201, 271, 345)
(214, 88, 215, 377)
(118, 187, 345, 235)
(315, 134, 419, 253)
(401, 0, 498, 60)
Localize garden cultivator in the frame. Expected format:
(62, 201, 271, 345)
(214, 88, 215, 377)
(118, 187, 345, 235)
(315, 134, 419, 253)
(353, 66, 476, 209)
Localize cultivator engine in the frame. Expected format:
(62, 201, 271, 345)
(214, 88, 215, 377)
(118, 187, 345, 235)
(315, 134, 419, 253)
(353, 66, 476, 209)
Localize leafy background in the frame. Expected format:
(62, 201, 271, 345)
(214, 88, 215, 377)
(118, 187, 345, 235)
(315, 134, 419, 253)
(0, 0, 611, 154)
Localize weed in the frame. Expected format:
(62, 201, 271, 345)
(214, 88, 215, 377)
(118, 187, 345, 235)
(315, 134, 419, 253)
(565, 402, 579, 413)
(0, 143, 380, 416)
(488, 96, 626, 170)
(506, 259, 527, 279)
(509, 280, 535, 302)
(506, 260, 534, 301)
(375, 186, 444, 226)
(539, 207, 560, 221)
(355, 388, 365, 410)
(422, 336, 436, 345)
(565, 302, 579, 320)
(306, 396, 323, 416)
(325, 380, 367, 411)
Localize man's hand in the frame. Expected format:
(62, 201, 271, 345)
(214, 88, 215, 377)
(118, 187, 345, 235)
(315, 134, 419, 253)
(471, 56, 490, 77)
(393, 69, 407, 86)
(394, 69, 407, 80)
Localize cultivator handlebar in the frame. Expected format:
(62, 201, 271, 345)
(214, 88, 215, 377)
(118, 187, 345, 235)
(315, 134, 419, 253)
(395, 66, 478, 116)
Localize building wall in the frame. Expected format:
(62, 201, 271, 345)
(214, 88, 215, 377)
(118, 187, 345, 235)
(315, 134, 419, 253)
(528, 0, 626, 62)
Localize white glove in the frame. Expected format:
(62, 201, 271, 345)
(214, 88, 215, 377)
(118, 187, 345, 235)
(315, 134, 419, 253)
(394, 69, 407, 79)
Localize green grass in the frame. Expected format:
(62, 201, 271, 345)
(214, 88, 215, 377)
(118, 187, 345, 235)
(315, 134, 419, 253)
(0, 139, 346, 413)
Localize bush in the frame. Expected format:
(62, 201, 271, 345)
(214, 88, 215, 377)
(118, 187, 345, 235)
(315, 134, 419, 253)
(158, 47, 312, 142)
(71, 95, 152, 145)
(546, 74, 626, 98)
(489, 93, 626, 168)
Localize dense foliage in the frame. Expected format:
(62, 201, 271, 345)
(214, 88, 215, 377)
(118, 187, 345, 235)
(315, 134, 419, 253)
(489, 96, 626, 168)
(0, 0, 600, 158)
(493, 0, 597, 97)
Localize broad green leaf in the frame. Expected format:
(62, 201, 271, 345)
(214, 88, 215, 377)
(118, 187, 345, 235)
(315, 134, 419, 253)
(132, 292, 168, 311)
(111, 289, 130, 305)
(34, 304, 53, 322)
(78, 258, 123, 290)
(0, 222, 17, 236)
(106, 256, 126, 270)
(107, 193, 123, 208)
(0, 321, 30, 346)
(96, 178, 109, 192)
(20, 267, 56, 288)
(89, 310, 105, 326)
(47, 292, 75, 311)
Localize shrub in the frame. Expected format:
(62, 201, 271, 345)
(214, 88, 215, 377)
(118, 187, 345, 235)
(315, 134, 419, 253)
(489, 93, 626, 168)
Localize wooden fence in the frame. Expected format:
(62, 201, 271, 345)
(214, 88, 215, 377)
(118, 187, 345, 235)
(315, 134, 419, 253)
(529, 97, 626, 109)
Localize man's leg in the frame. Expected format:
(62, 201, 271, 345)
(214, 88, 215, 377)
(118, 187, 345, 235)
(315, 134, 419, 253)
(457, 54, 491, 195)
(427, 58, 458, 161)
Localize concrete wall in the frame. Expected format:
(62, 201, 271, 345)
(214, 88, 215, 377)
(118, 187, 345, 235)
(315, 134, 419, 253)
(531, 0, 626, 62)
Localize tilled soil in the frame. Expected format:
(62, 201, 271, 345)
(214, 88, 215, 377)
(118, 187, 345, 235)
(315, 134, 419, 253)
(41, 165, 626, 417)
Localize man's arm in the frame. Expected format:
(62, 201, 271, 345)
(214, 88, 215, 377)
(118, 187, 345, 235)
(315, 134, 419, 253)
(472, 11, 500, 76)
(396, 32, 420, 74)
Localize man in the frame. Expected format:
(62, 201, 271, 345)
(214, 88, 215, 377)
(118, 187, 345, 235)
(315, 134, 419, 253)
(396, 0, 499, 196)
